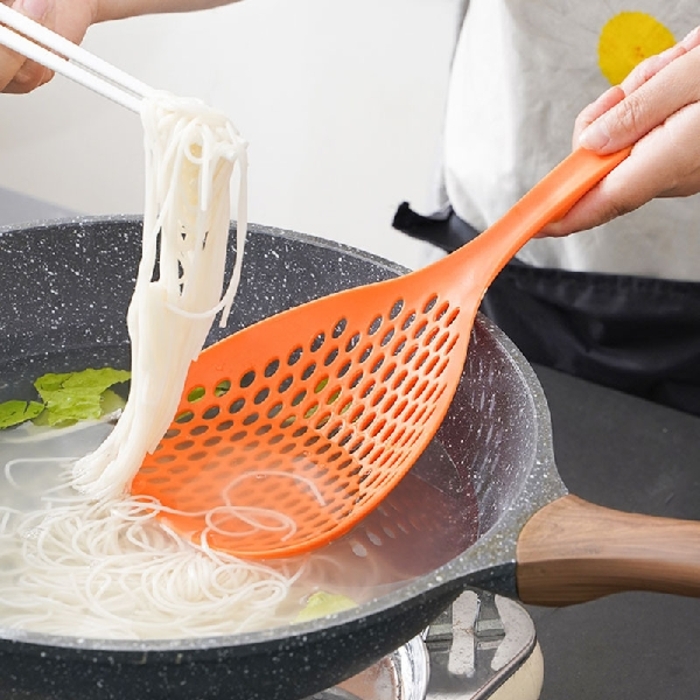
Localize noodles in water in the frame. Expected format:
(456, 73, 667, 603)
(0, 92, 320, 639)
(0, 423, 308, 639)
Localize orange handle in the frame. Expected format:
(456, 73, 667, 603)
(516, 494, 700, 606)
(443, 147, 632, 292)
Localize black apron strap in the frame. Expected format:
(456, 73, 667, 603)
(393, 203, 700, 416)
(393, 202, 481, 254)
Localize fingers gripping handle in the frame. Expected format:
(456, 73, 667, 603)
(442, 147, 632, 294)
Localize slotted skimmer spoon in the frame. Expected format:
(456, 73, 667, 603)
(132, 146, 631, 558)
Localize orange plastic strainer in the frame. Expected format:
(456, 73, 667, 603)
(131, 146, 630, 559)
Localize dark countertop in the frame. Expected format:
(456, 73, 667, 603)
(1, 189, 698, 699)
(530, 365, 700, 700)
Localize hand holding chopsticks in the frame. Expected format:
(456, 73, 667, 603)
(0, 2, 153, 111)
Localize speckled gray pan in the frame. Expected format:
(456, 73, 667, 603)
(0, 217, 564, 700)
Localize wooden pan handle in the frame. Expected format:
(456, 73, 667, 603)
(516, 494, 700, 606)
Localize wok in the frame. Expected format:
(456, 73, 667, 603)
(1, 217, 699, 700)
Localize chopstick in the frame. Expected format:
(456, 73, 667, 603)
(0, 3, 154, 112)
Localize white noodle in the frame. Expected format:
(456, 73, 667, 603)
(5, 457, 67, 488)
(0, 455, 308, 639)
(72, 90, 248, 499)
(222, 470, 328, 508)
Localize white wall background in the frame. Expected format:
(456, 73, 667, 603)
(0, 0, 456, 269)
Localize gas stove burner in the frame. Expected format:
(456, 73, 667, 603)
(312, 635, 429, 700)
(309, 592, 543, 700)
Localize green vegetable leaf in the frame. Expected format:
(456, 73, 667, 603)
(34, 368, 131, 397)
(0, 400, 45, 429)
(100, 388, 127, 417)
(295, 591, 356, 623)
(34, 368, 131, 427)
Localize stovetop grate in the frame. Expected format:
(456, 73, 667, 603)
(310, 591, 543, 700)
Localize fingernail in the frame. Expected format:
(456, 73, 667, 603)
(14, 0, 50, 20)
(579, 119, 611, 151)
